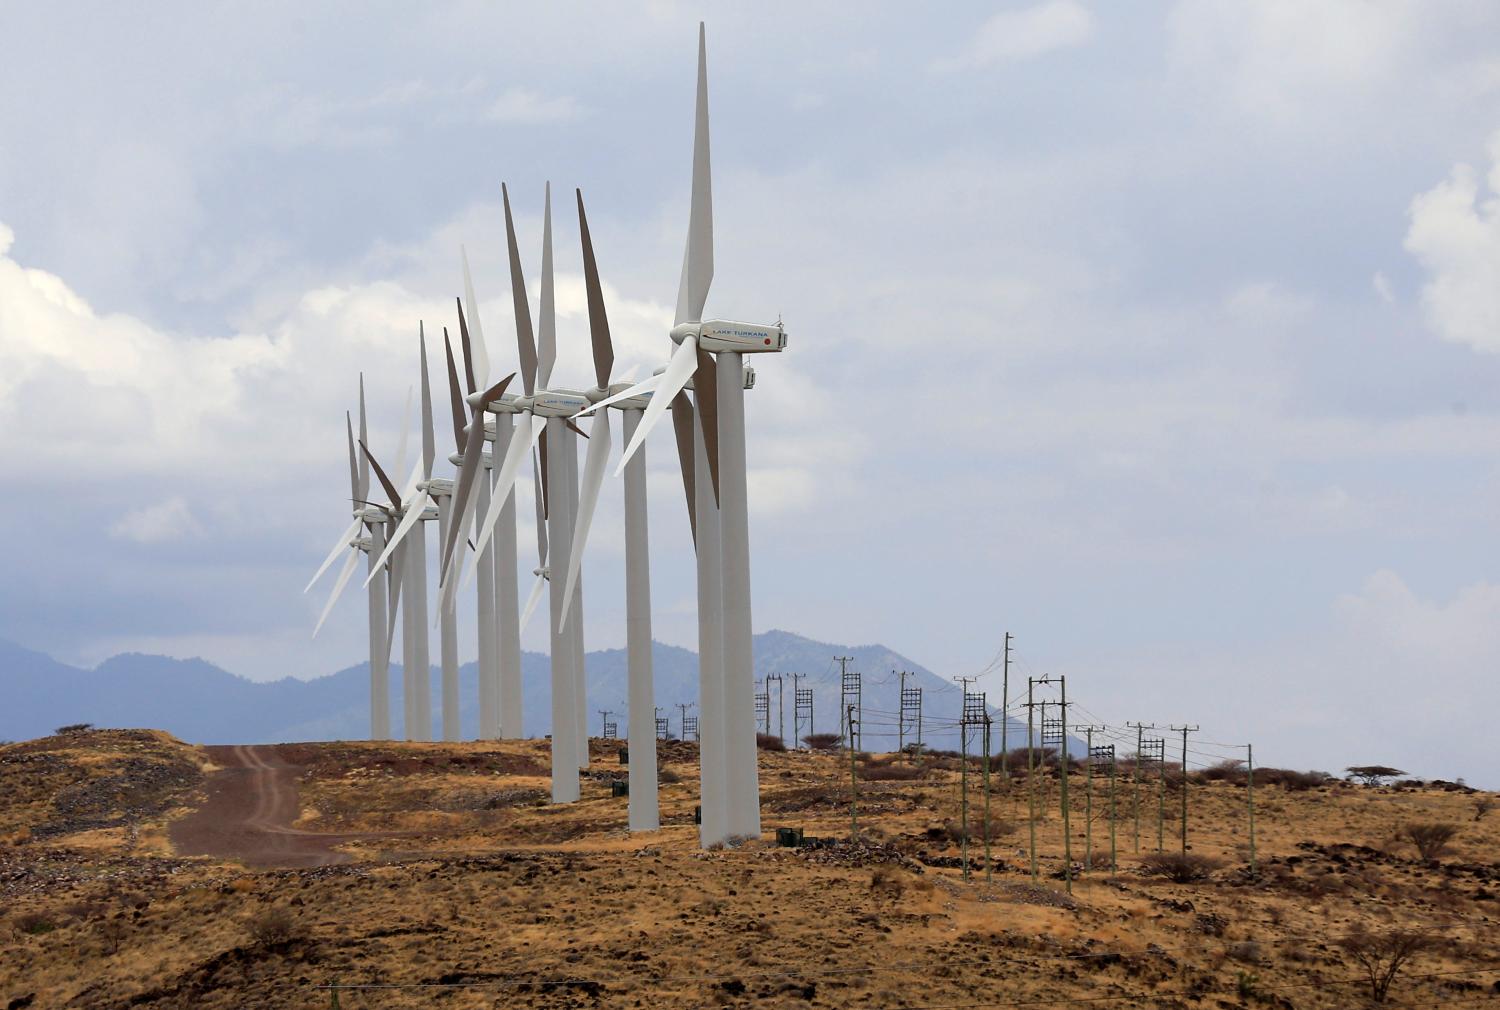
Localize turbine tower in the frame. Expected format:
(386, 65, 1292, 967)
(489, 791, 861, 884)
(605, 23, 787, 843)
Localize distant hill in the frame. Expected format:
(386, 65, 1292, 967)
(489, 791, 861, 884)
(0, 631, 1079, 754)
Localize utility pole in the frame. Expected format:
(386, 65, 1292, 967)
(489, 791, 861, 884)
(897, 670, 907, 754)
(1001, 632, 1012, 782)
(1107, 744, 1119, 875)
(1246, 743, 1257, 877)
(1172, 725, 1198, 853)
(598, 710, 614, 740)
(766, 673, 784, 745)
(754, 681, 769, 736)
(836, 656, 859, 751)
(954, 675, 977, 879)
(677, 702, 695, 743)
(1026, 677, 1037, 881)
(654, 707, 670, 742)
(792, 675, 813, 748)
(848, 704, 859, 841)
(982, 711, 993, 881)
(1126, 722, 1155, 853)
(1034, 674, 1071, 894)
(1082, 726, 1106, 872)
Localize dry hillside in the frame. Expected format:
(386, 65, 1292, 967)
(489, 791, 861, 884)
(1, 728, 1496, 1008)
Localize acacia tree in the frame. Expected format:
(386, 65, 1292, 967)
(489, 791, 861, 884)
(1337, 927, 1439, 1003)
(1403, 822, 1459, 862)
(1346, 765, 1405, 786)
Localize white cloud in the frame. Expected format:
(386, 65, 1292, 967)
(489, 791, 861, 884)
(484, 88, 581, 124)
(110, 497, 204, 544)
(1372, 271, 1395, 303)
(934, 1, 1094, 71)
(1405, 132, 1500, 353)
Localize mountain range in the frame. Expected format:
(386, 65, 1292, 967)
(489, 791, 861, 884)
(0, 630, 1078, 755)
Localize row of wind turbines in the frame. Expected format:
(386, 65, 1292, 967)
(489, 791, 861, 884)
(304, 26, 787, 848)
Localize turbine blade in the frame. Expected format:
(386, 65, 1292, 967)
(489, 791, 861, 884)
(519, 571, 547, 634)
(472, 411, 545, 562)
(419, 325, 435, 480)
(313, 547, 362, 638)
(364, 490, 430, 587)
(693, 345, 720, 506)
(305, 516, 363, 593)
(576, 188, 614, 390)
(393, 386, 413, 483)
(345, 411, 360, 506)
(442, 374, 516, 583)
(572, 373, 662, 418)
(386, 532, 403, 661)
(538, 429, 549, 521)
(456, 299, 477, 396)
(560, 411, 611, 627)
(443, 329, 467, 454)
(532, 447, 548, 564)
(502, 182, 538, 396)
(615, 335, 697, 475)
(675, 22, 714, 326)
(461, 245, 490, 386)
(357, 375, 369, 501)
(670, 392, 697, 546)
(359, 441, 403, 509)
(537, 181, 556, 389)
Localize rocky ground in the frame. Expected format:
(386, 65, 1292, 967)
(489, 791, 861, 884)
(1, 729, 1496, 1008)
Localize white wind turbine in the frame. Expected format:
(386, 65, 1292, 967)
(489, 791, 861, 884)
(444, 183, 591, 800)
(305, 378, 402, 739)
(592, 24, 787, 843)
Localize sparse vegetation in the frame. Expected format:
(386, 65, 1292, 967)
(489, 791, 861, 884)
(756, 733, 786, 751)
(1402, 822, 1458, 862)
(12, 912, 57, 936)
(54, 723, 94, 735)
(1336, 927, 1440, 1003)
(803, 733, 842, 751)
(1136, 852, 1224, 882)
(247, 906, 302, 947)
(1346, 765, 1406, 787)
(1474, 796, 1494, 822)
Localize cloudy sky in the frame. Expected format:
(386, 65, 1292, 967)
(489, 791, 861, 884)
(3, 1, 1499, 784)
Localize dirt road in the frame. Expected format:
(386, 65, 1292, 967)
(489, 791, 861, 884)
(169, 744, 351, 867)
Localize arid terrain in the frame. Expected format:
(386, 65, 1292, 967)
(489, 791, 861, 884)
(2, 728, 1497, 1008)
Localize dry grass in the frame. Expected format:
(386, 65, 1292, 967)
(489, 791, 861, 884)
(0, 731, 1494, 1009)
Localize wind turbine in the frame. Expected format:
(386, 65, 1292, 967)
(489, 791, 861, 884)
(597, 24, 787, 843)
(444, 183, 590, 801)
(305, 378, 396, 739)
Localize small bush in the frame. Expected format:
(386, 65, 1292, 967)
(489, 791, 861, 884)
(1229, 941, 1263, 966)
(1136, 852, 1224, 883)
(658, 766, 682, 785)
(247, 907, 302, 947)
(13, 912, 56, 936)
(926, 815, 1016, 845)
(1403, 822, 1458, 862)
(870, 865, 906, 898)
(803, 733, 842, 751)
(859, 761, 925, 782)
(756, 733, 786, 752)
(1474, 796, 1494, 822)
(55, 723, 94, 735)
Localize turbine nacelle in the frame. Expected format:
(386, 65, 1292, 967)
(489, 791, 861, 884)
(670, 319, 787, 354)
(684, 364, 756, 393)
(530, 389, 592, 417)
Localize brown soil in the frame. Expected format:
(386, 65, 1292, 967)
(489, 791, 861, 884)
(2, 730, 1497, 1009)
(169, 745, 355, 868)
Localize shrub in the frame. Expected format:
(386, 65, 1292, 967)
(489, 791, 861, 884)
(657, 766, 682, 785)
(247, 907, 302, 947)
(1346, 766, 1406, 787)
(55, 723, 94, 735)
(858, 761, 925, 782)
(12, 912, 56, 936)
(1195, 760, 1246, 784)
(756, 733, 786, 752)
(1474, 796, 1494, 822)
(1253, 767, 1330, 791)
(1136, 852, 1224, 883)
(1402, 822, 1458, 862)
(870, 865, 905, 898)
(926, 815, 1015, 845)
(803, 733, 842, 751)
(1337, 927, 1439, 1003)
